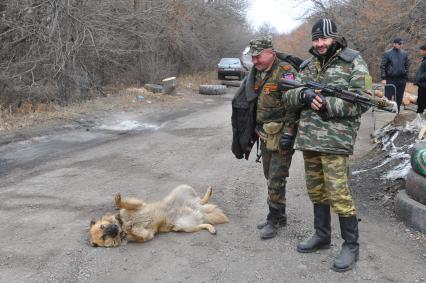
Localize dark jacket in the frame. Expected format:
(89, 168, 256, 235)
(231, 66, 258, 159)
(380, 48, 410, 80)
(415, 57, 426, 88)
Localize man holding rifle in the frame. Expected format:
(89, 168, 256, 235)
(280, 18, 372, 272)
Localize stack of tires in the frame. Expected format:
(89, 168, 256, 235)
(395, 142, 426, 233)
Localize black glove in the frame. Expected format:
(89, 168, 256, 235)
(301, 88, 317, 105)
(279, 133, 294, 151)
(301, 88, 327, 113)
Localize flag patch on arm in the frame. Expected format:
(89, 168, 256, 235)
(282, 73, 295, 80)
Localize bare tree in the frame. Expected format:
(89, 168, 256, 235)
(0, 0, 251, 108)
(281, 0, 425, 80)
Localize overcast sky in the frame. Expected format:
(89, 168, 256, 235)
(246, 0, 311, 34)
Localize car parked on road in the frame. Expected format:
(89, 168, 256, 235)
(217, 58, 247, 80)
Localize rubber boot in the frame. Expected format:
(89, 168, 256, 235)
(258, 204, 286, 239)
(332, 216, 359, 272)
(297, 203, 331, 253)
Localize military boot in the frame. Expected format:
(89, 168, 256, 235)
(332, 216, 359, 272)
(257, 204, 287, 229)
(258, 204, 286, 239)
(297, 203, 331, 253)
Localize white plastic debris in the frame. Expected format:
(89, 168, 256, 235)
(405, 114, 426, 133)
(381, 158, 411, 181)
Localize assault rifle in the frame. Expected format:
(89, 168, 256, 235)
(279, 79, 396, 113)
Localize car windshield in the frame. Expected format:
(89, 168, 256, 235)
(219, 58, 240, 65)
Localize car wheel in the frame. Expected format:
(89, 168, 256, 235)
(199, 85, 227, 95)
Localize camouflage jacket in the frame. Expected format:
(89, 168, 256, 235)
(283, 47, 371, 155)
(256, 56, 298, 124)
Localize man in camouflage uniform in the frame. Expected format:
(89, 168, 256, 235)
(246, 36, 298, 239)
(281, 19, 372, 272)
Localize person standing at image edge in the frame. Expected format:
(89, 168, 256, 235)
(415, 44, 426, 114)
(380, 37, 410, 113)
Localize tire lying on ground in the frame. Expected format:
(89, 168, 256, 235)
(199, 85, 226, 95)
(395, 190, 426, 233)
(405, 169, 426, 205)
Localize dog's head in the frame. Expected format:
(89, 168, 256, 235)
(89, 213, 127, 247)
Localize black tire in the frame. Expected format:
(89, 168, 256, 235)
(199, 85, 227, 95)
(144, 83, 163, 93)
(395, 190, 426, 233)
(405, 169, 426, 205)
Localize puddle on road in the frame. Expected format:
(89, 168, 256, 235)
(98, 120, 160, 132)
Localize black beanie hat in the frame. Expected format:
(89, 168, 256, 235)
(419, 44, 426, 50)
(393, 37, 403, 44)
(311, 18, 338, 40)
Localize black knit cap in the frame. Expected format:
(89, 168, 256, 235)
(393, 37, 403, 44)
(311, 18, 338, 40)
(419, 44, 426, 50)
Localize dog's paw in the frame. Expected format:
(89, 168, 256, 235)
(114, 193, 122, 208)
(208, 225, 217, 235)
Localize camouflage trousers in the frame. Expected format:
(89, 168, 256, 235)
(303, 151, 356, 217)
(260, 141, 294, 207)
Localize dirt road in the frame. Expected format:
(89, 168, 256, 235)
(0, 88, 424, 282)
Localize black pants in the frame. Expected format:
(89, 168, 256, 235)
(385, 79, 406, 113)
(417, 87, 426, 114)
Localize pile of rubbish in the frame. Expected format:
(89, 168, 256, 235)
(356, 114, 426, 182)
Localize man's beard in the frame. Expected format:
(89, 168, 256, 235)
(316, 42, 338, 63)
(315, 42, 333, 56)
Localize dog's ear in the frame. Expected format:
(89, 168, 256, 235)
(90, 219, 96, 227)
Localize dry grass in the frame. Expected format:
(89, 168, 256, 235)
(0, 71, 221, 131)
(0, 87, 181, 131)
(177, 71, 220, 91)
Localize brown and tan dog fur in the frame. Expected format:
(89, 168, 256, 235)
(89, 184, 229, 247)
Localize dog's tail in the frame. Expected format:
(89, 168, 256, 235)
(202, 204, 229, 224)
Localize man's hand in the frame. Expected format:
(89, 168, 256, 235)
(301, 88, 327, 112)
(279, 133, 294, 152)
(301, 88, 317, 105)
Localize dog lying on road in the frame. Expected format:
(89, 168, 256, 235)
(89, 184, 229, 247)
